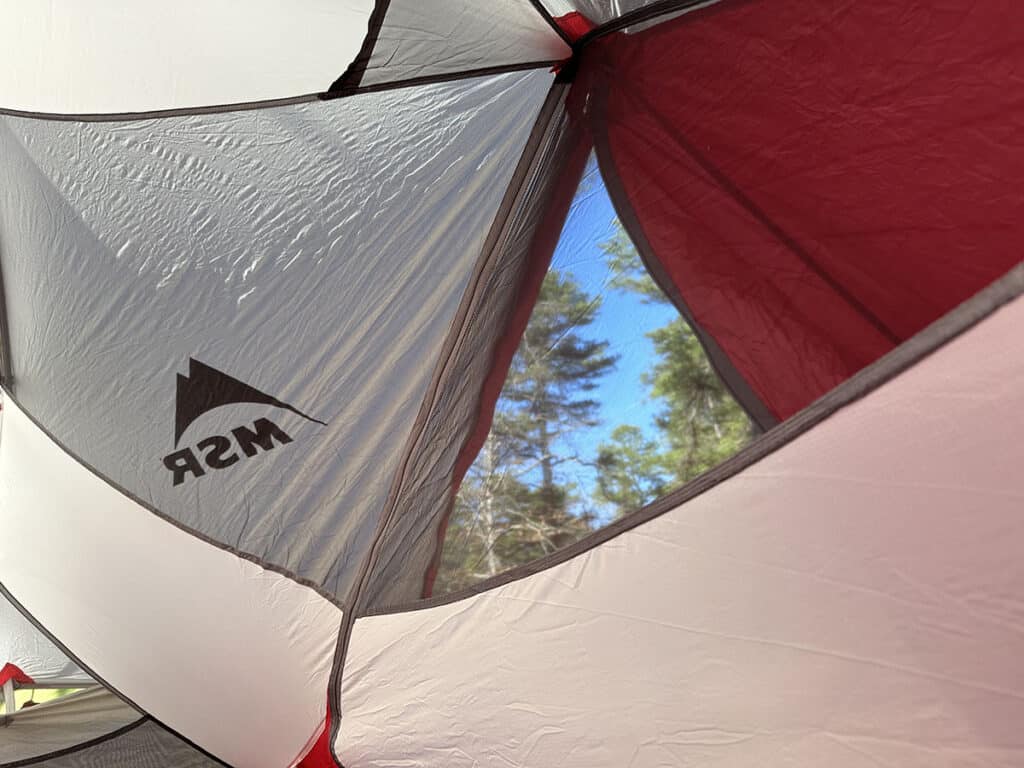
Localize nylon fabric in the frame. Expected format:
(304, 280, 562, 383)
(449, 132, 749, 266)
(2, 720, 223, 768)
(337, 292, 1024, 767)
(0, 70, 551, 601)
(0, 688, 140, 765)
(0, 1, 373, 114)
(345, 0, 570, 88)
(0, 393, 343, 768)
(577, 0, 1024, 420)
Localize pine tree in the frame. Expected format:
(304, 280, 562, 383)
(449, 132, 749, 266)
(436, 269, 617, 592)
(595, 424, 671, 513)
(596, 222, 755, 517)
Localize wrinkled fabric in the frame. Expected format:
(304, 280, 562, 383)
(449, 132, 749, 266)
(344, 0, 569, 89)
(359, 86, 595, 610)
(338, 290, 1024, 768)
(0, 70, 551, 601)
(578, 0, 1023, 419)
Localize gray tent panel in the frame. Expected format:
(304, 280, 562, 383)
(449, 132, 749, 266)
(0, 688, 141, 766)
(2, 719, 224, 768)
(0, 69, 551, 601)
(336, 0, 570, 91)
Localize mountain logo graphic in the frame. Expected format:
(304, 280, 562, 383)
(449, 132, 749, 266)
(163, 357, 326, 486)
(174, 357, 325, 446)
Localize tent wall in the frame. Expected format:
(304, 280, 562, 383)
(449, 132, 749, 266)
(336, 279, 1024, 768)
(0, 394, 343, 768)
(0, 70, 551, 602)
(0, 0, 374, 114)
(577, 0, 1023, 421)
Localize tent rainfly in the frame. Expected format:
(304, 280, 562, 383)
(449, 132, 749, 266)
(1, 1, 1023, 766)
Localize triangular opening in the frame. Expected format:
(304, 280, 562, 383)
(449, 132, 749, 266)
(434, 155, 758, 594)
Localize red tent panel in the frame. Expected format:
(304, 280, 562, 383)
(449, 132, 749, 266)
(579, 0, 1023, 419)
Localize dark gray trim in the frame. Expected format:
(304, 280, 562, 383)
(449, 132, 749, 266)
(0, 389, 344, 611)
(0, 583, 233, 768)
(592, 117, 778, 432)
(364, 261, 1024, 616)
(0, 94, 321, 123)
(324, 62, 563, 98)
(0, 63, 559, 124)
(0, 718, 149, 768)
(328, 0, 393, 93)
(327, 81, 570, 761)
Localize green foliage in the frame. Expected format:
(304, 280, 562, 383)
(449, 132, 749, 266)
(435, 270, 615, 594)
(437, 216, 756, 594)
(595, 424, 671, 513)
(596, 221, 755, 516)
(646, 318, 754, 480)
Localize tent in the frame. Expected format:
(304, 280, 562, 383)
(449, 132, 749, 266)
(1, 0, 1023, 766)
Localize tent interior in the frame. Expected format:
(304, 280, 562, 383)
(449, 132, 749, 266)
(1, 1, 1023, 766)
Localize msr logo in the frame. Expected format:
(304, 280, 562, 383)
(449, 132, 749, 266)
(163, 358, 325, 486)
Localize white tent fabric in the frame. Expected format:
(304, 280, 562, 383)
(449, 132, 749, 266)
(0, 393, 343, 768)
(0, 0, 373, 113)
(346, 0, 570, 88)
(0, 593, 90, 687)
(337, 292, 1024, 767)
(0, 687, 140, 765)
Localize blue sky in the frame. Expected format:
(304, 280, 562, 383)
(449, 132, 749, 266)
(523, 156, 677, 511)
